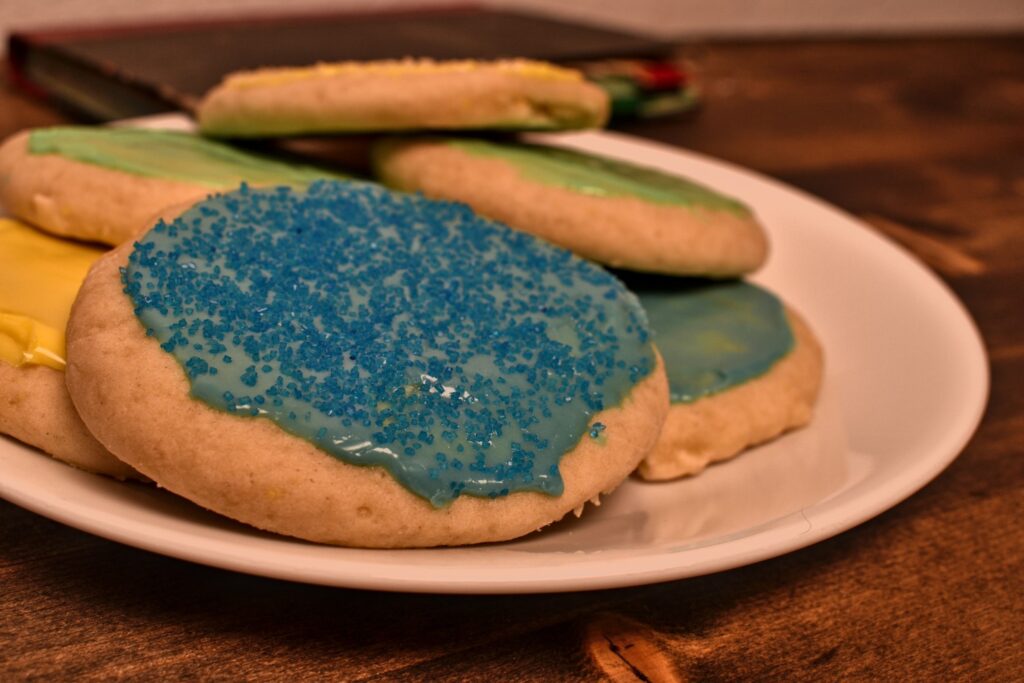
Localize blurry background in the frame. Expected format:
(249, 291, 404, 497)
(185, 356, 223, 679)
(3, 0, 1024, 42)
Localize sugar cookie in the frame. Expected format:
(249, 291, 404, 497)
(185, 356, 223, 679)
(0, 126, 344, 246)
(626, 278, 823, 480)
(66, 181, 668, 547)
(0, 218, 137, 479)
(197, 59, 609, 137)
(373, 137, 767, 277)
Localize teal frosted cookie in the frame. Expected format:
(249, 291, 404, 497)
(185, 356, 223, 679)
(0, 126, 345, 246)
(65, 180, 668, 547)
(624, 278, 823, 480)
(373, 137, 768, 277)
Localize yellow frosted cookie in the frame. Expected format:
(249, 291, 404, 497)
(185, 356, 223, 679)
(0, 218, 138, 479)
(197, 59, 610, 137)
(0, 126, 344, 246)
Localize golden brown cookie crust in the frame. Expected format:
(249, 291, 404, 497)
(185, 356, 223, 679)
(0, 130, 212, 246)
(374, 138, 768, 277)
(66, 241, 669, 548)
(197, 59, 610, 137)
(636, 308, 823, 481)
(0, 362, 139, 480)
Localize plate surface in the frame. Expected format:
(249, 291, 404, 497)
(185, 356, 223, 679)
(0, 117, 988, 593)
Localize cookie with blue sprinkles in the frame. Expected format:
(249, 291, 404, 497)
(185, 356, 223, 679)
(65, 180, 668, 547)
(373, 137, 768, 277)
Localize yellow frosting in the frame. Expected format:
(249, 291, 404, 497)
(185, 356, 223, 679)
(0, 218, 105, 370)
(222, 58, 583, 89)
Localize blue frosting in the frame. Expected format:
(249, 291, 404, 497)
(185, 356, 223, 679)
(122, 181, 654, 507)
(618, 273, 794, 403)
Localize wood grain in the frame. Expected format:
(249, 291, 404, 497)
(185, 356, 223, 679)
(1, 36, 1023, 680)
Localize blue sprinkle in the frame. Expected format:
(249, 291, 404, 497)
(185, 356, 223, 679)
(240, 366, 258, 387)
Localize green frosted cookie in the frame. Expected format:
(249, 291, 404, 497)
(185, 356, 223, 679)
(0, 126, 344, 246)
(374, 137, 768, 277)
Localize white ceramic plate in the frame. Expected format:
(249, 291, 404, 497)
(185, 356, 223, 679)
(0, 116, 988, 593)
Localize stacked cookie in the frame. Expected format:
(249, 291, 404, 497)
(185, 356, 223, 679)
(0, 57, 821, 548)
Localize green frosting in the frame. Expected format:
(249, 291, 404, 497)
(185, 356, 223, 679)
(29, 127, 344, 188)
(633, 279, 794, 403)
(446, 138, 749, 213)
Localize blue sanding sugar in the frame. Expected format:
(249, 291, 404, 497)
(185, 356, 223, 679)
(123, 180, 654, 507)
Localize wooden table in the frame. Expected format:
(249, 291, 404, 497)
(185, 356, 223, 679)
(2, 36, 1022, 680)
